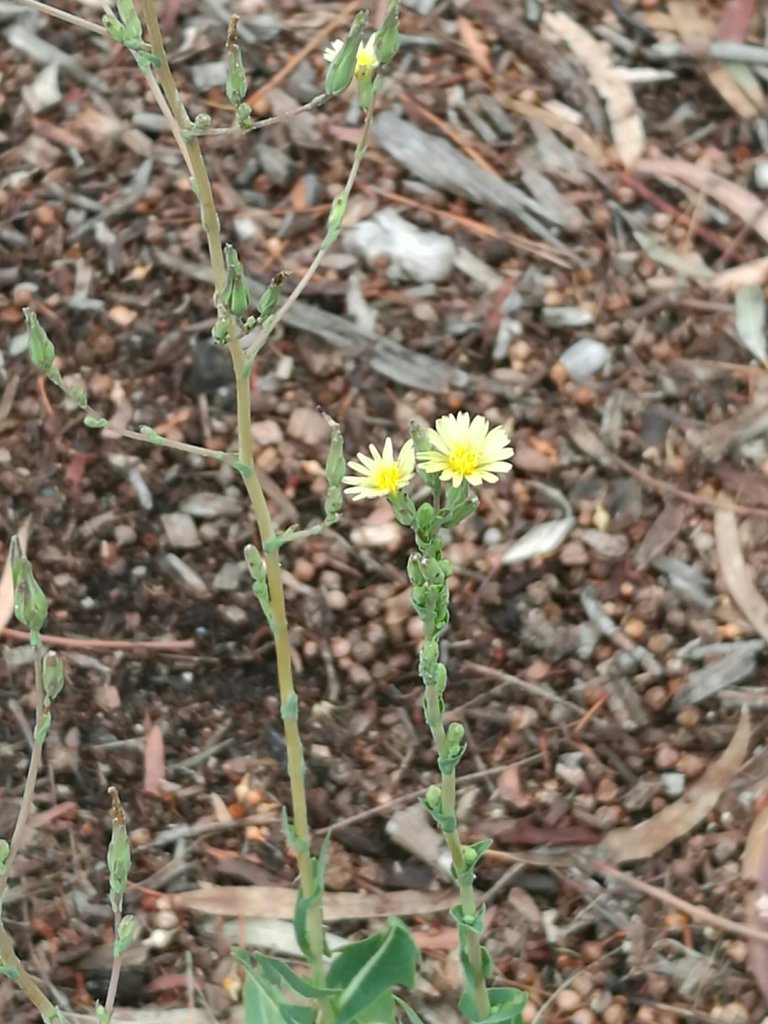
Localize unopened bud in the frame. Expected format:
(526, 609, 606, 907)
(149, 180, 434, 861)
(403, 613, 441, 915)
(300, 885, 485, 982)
(324, 12, 367, 96)
(24, 308, 56, 374)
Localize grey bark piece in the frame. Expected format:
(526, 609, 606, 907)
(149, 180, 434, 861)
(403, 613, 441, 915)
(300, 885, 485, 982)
(672, 643, 763, 709)
(374, 111, 568, 246)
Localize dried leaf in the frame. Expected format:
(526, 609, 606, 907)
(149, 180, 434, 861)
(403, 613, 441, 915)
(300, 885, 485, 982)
(742, 802, 768, 1004)
(169, 884, 456, 921)
(631, 227, 713, 279)
(734, 285, 768, 364)
(456, 17, 493, 76)
(541, 11, 644, 168)
(500, 517, 576, 565)
(669, 0, 761, 118)
(714, 510, 768, 644)
(634, 501, 687, 570)
(635, 157, 768, 244)
(600, 710, 750, 864)
(710, 257, 768, 293)
(143, 723, 166, 797)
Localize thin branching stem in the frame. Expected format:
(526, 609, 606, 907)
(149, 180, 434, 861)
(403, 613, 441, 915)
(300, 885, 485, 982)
(241, 96, 377, 361)
(103, 909, 123, 1018)
(13, 0, 106, 34)
(136, 0, 329, 990)
(0, 650, 46, 904)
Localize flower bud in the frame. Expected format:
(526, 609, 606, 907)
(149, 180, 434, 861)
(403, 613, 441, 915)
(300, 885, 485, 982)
(220, 244, 250, 317)
(225, 16, 247, 107)
(447, 722, 465, 746)
(324, 11, 367, 96)
(107, 787, 131, 914)
(424, 785, 442, 810)
(24, 308, 56, 374)
(11, 545, 48, 645)
(257, 270, 289, 321)
(324, 193, 348, 248)
(42, 651, 65, 705)
(375, 0, 401, 67)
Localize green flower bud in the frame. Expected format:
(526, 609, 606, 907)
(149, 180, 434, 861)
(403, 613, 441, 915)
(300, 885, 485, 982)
(415, 502, 434, 535)
(211, 317, 230, 344)
(24, 308, 56, 374)
(220, 244, 250, 317)
(257, 270, 289, 321)
(193, 112, 212, 132)
(42, 651, 65, 705)
(236, 102, 252, 130)
(424, 785, 442, 810)
(356, 67, 379, 112)
(324, 192, 348, 248)
(447, 722, 465, 746)
(324, 418, 345, 490)
(11, 545, 48, 645)
(375, 0, 401, 67)
(114, 915, 136, 956)
(225, 16, 247, 108)
(107, 787, 131, 914)
(324, 11, 367, 96)
(66, 377, 88, 410)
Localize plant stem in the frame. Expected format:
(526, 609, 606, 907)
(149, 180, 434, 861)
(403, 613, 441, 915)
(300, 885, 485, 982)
(422, 688, 490, 1020)
(241, 98, 376, 361)
(138, 0, 327, 987)
(229, 342, 327, 985)
(103, 909, 123, 1018)
(0, 650, 47, 905)
(0, 925, 60, 1021)
(0, 650, 62, 1019)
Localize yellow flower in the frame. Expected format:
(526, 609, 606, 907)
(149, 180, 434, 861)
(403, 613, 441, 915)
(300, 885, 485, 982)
(323, 33, 378, 78)
(418, 412, 514, 488)
(343, 437, 414, 500)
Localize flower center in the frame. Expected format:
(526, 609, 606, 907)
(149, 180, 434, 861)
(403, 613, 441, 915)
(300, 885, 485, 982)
(447, 444, 481, 477)
(370, 463, 401, 493)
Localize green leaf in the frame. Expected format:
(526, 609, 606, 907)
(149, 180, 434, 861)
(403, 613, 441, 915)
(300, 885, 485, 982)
(241, 970, 287, 1024)
(459, 987, 527, 1024)
(293, 830, 331, 960)
(84, 415, 108, 429)
(355, 988, 396, 1023)
(251, 951, 339, 1000)
(394, 995, 427, 1024)
(327, 918, 419, 1024)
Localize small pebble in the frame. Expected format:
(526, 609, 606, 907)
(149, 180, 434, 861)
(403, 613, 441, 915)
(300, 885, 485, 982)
(660, 771, 686, 798)
(557, 338, 610, 381)
(161, 513, 200, 550)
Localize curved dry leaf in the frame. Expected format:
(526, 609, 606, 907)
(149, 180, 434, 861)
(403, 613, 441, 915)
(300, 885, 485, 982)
(635, 157, 768, 244)
(734, 285, 768, 365)
(500, 517, 576, 565)
(542, 11, 644, 168)
(714, 510, 768, 644)
(743, 804, 768, 1003)
(600, 710, 750, 864)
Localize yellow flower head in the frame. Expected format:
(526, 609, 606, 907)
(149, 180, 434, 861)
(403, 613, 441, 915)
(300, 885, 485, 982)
(418, 412, 514, 488)
(343, 437, 415, 501)
(323, 33, 378, 78)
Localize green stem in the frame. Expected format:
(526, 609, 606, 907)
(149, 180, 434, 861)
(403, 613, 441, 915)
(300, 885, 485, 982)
(241, 98, 377, 362)
(422, 687, 490, 1020)
(228, 342, 326, 985)
(103, 909, 123, 1018)
(0, 650, 46, 905)
(137, 0, 327, 989)
(0, 651, 62, 1019)
(0, 925, 59, 1021)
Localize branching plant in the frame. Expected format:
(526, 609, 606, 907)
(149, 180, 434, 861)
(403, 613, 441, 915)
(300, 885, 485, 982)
(6, 1, 526, 1021)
